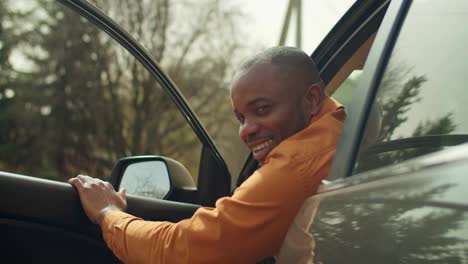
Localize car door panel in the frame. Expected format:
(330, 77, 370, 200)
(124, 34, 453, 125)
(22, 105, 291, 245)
(0, 171, 117, 263)
(0, 171, 199, 229)
(306, 0, 468, 262)
(3, 218, 118, 263)
(0, 0, 224, 261)
(0, 171, 199, 263)
(311, 146, 468, 263)
(279, 0, 468, 262)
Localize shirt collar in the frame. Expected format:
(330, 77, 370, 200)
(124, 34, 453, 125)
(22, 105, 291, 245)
(310, 96, 343, 123)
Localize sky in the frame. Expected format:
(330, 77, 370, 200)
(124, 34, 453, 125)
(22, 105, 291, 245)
(233, 0, 356, 53)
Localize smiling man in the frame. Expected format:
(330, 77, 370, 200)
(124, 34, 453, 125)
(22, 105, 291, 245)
(232, 48, 325, 164)
(69, 46, 345, 263)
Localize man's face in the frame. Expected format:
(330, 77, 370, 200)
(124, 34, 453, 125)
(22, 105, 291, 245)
(230, 63, 311, 164)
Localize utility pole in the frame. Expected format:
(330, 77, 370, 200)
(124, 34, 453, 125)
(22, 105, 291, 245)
(278, 0, 303, 48)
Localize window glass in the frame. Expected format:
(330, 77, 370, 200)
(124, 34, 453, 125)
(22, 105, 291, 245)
(331, 70, 362, 111)
(0, 0, 202, 183)
(353, 0, 468, 174)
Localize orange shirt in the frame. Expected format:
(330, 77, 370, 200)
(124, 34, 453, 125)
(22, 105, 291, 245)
(102, 97, 345, 264)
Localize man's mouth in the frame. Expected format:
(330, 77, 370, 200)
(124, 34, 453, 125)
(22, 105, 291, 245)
(251, 139, 273, 153)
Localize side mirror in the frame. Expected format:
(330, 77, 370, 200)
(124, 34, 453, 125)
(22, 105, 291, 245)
(110, 156, 172, 200)
(109, 155, 197, 201)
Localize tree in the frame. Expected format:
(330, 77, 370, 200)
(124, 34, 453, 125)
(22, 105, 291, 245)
(0, 0, 15, 169)
(0, 0, 247, 182)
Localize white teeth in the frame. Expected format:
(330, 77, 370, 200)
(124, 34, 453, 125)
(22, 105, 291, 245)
(252, 140, 273, 152)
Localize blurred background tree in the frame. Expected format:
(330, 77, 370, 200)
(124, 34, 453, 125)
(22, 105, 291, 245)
(0, 0, 248, 183)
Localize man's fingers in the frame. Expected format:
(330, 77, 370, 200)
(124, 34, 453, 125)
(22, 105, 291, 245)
(118, 188, 128, 211)
(70, 175, 116, 194)
(118, 188, 126, 200)
(75, 174, 102, 188)
(70, 175, 101, 193)
(68, 177, 84, 191)
(77, 174, 94, 182)
(68, 174, 126, 225)
(104, 181, 115, 191)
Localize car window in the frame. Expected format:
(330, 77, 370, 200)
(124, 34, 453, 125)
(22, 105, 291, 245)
(0, 0, 202, 183)
(331, 70, 361, 110)
(326, 31, 376, 112)
(353, 0, 468, 174)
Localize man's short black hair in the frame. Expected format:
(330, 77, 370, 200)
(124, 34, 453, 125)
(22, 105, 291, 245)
(239, 46, 324, 89)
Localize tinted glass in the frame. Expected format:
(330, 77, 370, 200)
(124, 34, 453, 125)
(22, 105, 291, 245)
(353, 0, 468, 174)
(332, 70, 362, 111)
(0, 0, 202, 183)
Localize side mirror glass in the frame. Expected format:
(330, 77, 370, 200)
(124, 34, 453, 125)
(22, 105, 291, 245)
(113, 157, 172, 200)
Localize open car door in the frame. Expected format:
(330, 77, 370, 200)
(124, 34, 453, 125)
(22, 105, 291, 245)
(0, 0, 231, 262)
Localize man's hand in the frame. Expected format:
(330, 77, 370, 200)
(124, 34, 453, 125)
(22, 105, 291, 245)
(68, 175, 127, 226)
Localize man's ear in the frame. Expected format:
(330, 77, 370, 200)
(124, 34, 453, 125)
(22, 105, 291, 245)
(303, 83, 323, 118)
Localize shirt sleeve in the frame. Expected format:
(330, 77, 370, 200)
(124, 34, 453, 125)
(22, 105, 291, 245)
(101, 146, 336, 264)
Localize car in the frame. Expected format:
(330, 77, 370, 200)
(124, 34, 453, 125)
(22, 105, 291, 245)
(1, 0, 467, 263)
(277, 0, 468, 262)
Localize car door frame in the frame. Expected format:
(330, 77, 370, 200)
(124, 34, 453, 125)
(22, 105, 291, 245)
(328, 0, 412, 180)
(284, 0, 468, 260)
(0, 0, 236, 262)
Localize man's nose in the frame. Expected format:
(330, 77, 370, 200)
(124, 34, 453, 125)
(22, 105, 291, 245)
(239, 119, 259, 140)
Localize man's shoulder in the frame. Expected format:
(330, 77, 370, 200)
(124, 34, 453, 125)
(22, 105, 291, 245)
(266, 109, 344, 164)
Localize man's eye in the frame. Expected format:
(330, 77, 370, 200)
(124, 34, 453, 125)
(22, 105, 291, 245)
(257, 106, 270, 115)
